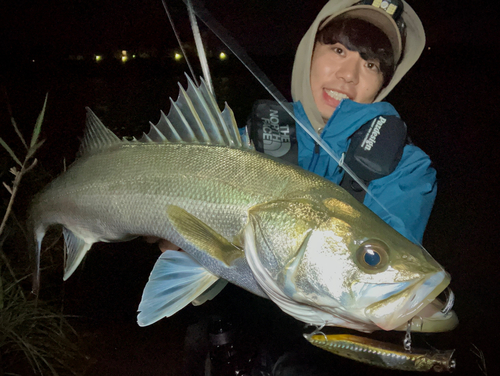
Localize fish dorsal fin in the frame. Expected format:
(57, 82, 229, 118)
(80, 108, 123, 156)
(140, 74, 253, 150)
(81, 75, 252, 152)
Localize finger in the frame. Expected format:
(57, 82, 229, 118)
(144, 236, 160, 244)
(158, 239, 182, 253)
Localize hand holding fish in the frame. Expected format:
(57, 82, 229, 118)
(144, 236, 181, 253)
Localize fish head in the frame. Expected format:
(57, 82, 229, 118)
(247, 196, 455, 333)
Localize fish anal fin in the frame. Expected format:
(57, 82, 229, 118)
(62, 228, 93, 280)
(137, 250, 219, 326)
(166, 205, 243, 267)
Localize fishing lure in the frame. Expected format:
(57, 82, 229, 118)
(305, 333, 456, 372)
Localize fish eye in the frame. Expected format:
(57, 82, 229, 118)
(356, 240, 389, 273)
(364, 249, 380, 266)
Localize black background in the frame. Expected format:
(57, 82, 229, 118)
(1, 0, 498, 375)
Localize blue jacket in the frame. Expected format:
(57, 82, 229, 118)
(294, 99, 436, 244)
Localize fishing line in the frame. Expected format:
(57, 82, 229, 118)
(161, 0, 199, 86)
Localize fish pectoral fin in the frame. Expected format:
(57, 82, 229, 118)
(137, 250, 219, 327)
(62, 228, 93, 281)
(166, 205, 244, 266)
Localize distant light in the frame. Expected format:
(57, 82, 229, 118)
(132, 54, 136, 58)
(174, 53, 182, 61)
(219, 52, 227, 61)
(121, 56, 128, 63)
(428, 47, 431, 50)
(122, 50, 127, 56)
(95, 55, 102, 62)
(32, 59, 35, 63)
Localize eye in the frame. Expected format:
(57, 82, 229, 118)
(330, 44, 345, 55)
(364, 249, 381, 266)
(366, 61, 381, 73)
(356, 240, 389, 272)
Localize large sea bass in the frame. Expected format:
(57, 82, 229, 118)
(30, 78, 457, 334)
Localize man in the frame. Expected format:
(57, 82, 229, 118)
(280, 0, 435, 243)
(151, 0, 435, 249)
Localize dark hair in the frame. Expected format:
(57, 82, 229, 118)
(315, 17, 395, 88)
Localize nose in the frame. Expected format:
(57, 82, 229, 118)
(335, 55, 360, 85)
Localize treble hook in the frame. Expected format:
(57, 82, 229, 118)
(303, 322, 327, 340)
(441, 288, 455, 316)
(404, 319, 412, 352)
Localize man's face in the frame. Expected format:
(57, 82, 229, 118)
(310, 42, 384, 123)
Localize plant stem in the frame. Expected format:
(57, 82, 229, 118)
(0, 158, 37, 237)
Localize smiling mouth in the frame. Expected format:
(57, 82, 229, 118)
(325, 89, 350, 101)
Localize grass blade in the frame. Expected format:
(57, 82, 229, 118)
(11, 116, 28, 150)
(30, 93, 48, 148)
(0, 137, 22, 167)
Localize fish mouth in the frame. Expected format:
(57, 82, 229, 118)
(393, 289, 458, 333)
(365, 271, 457, 332)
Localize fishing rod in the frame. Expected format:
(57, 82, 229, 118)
(161, 0, 215, 94)
(186, 0, 214, 94)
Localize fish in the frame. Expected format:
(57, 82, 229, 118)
(29, 76, 458, 335)
(306, 333, 455, 372)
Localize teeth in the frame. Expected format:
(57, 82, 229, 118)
(326, 90, 349, 101)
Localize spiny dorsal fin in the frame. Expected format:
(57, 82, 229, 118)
(79, 108, 124, 156)
(81, 76, 253, 154)
(139, 75, 253, 150)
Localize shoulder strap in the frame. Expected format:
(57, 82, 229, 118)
(247, 102, 408, 204)
(340, 115, 407, 202)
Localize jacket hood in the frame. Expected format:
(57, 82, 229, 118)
(291, 0, 425, 133)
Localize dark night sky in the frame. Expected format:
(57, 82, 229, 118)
(1, 0, 497, 57)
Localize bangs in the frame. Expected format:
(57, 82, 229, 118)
(316, 18, 395, 88)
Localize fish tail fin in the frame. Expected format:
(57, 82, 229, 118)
(137, 250, 221, 327)
(31, 230, 43, 295)
(28, 212, 46, 295)
(30, 225, 92, 294)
